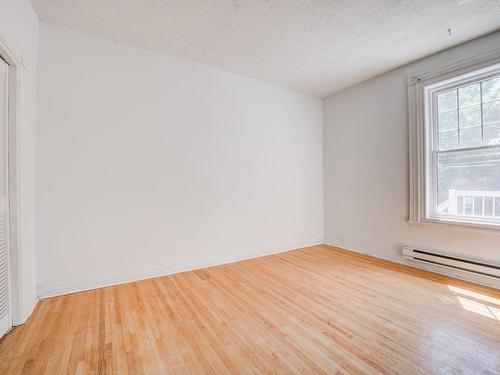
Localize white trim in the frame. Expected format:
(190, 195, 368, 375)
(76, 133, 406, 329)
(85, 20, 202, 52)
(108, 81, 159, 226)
(324, 239, 500, 289)
(407, 48, 500, 87)
(0, 39, 22, 327)
(37, 241, 322, 299)
(325, 238, 402, 264)
(408, 48, 500, 231)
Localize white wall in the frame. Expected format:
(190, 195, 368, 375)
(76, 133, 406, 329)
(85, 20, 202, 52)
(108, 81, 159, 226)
(324, 31, 500, 275)
(0, 0, 39, 322)
(36, 23, 323, 297)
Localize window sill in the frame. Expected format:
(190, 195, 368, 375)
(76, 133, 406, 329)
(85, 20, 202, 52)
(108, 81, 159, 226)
(410, 216, 500, 233)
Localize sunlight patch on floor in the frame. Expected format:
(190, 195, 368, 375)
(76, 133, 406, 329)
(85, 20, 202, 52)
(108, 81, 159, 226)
(448, 285, 500, 321)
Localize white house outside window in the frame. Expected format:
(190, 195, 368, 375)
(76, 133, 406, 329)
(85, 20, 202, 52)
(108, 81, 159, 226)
(409, 51, 500, 230)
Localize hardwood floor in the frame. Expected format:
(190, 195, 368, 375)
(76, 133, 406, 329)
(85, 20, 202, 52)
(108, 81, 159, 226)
(1, 245, 499, 374)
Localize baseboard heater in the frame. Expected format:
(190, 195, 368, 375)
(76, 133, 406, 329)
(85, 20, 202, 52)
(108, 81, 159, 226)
(402, 246, 500, 280)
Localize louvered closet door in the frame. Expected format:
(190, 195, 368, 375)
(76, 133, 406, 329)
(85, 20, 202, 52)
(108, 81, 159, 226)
(0, 57, 10, 338)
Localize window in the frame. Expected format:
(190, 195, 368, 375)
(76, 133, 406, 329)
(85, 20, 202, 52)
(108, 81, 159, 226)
(409, 51, 500, 229)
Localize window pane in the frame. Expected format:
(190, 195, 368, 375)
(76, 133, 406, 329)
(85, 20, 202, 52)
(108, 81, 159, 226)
(438, 90, 457, 112)
(459, 105, 481, 128)
(482, 77, 500, 102)
(456, 196, 464, 215)
(438, 110, 458, 131)
(463, 196, 473, 215)
(484, 122, 500, 145)
(439, 130, 458, 150)
(460, 126, 482, 147)
(483, 100, 500, 124)
(484, 196, 494, 216)
(459, 83, 480, 107)
(437, 148, 500, 220)
(438, 109, 458, 150)
(473, 196, 483, 216)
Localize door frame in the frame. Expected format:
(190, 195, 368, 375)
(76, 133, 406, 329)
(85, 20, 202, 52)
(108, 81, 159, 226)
(0, 39, 21, 328)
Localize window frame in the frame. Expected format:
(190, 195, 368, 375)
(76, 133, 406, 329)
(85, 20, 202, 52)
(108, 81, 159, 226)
(408, 48, 500, 231)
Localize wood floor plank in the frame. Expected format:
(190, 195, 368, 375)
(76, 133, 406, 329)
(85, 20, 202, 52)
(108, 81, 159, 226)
(1, 245, 499, 374)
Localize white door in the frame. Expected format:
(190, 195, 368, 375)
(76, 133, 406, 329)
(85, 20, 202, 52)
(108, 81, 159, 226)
(0, 56, 10, 338)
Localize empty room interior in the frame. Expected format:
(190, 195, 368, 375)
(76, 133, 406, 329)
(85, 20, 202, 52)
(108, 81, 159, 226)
(1, 0, 500, 373)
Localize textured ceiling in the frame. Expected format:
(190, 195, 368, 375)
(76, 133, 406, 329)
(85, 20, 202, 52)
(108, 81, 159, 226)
(31, 0, 500, 97)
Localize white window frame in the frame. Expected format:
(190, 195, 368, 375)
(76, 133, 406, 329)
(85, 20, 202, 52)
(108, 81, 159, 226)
(408, 48, 500, 231)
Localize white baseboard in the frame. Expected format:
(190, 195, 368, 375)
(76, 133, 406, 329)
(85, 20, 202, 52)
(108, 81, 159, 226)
(325, 238, 500, 289)
(14, 295, 39, 326)
(324, 238, 404, 265)
(38, 240, 323, 299)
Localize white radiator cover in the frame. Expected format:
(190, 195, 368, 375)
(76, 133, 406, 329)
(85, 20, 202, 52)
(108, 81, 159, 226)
(402, 246, 500, 289)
